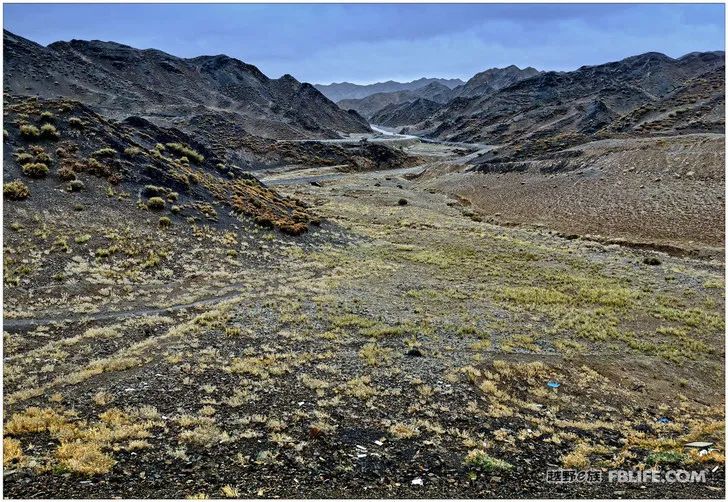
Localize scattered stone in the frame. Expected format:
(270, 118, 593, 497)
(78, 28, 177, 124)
(411, 477, 423, 486)
(406, 348, 423, 357)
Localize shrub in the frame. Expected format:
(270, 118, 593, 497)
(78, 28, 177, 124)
(92, 147, 116, 158)
(143, 185, 163, 197)
(398, 198, 408, 206)
(40, 111, 55, 122)
(167, 192, 179, 202)
(170, 205, 181, 214)
(40, 123, 59, 139)
(57, 166, 77, 181)
(464, 449, 513, 471)
(35, 151, 52, 164)
(124, 146, 142, 157)
(159, 216, 172, 228)
(68, 117, 84, 128)
(14, 153, 34, 165)
(68, 180, 85, 192)
(4, 180, 30, 200)
(166, 142, 204, 164)
(19, 124, 40, 139)
(147, 197, 166, 210)
(22, 162, 49, 178)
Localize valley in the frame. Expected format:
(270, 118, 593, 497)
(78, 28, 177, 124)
(2, 27, 725, 499)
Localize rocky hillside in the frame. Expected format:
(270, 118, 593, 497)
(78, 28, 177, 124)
(344, 65, 541, 126)
(3, 95, 312, 235)
(3, 30, 370, 140)
(370, 98, 444, 127)
(337, 82, 452, 119)
(450, 64, 541, 99)
(315, 77, 464, 102)
(421, 51, 724, 145)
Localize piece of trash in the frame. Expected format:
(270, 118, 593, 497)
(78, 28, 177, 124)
(699, 449, 708, 456)
(355, 445, 367, 451)
(656, 417, 671, 424)
(373, 440, 383, 446)
(685, 441, 713, 449)
(356, 453, 367, 459)
(411, 477, 423, 486)
(547, 381, 561, 389)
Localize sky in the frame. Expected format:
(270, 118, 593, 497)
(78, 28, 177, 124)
(3, 3, 725, 85)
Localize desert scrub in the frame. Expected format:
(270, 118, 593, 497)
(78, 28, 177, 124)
(40, 123, 60, 139)
(40, 111, 55, 122)
(68, 117, 84, 128)
(21, 162, 49, 178)
(92, 147, 117, 158)
(147, 197, 166, 210)
(19, 124, 40, 139)
(3, 437, 23, 466)
(166, 142, 204, 164)
(57, 166, 77, 181)
(55, 442, 115, 475)
(464, 449, 513, 471)
(3, 180, 30, 200)
(124, 146, 142, 157)
(68, 180, 85, 192)
(159, 216, 172, 228)
(14, 152, 34, 165)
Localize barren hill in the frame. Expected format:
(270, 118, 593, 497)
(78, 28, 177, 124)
(3, 30, 371, 140)
(420, 51, 724, 145)
(314, 77, 464, 102)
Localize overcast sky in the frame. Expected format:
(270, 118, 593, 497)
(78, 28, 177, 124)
(4, 3, 725, 84)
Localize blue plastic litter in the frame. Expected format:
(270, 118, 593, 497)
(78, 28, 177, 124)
(656, 417, 671, 424)
(547, 381, 561, 389)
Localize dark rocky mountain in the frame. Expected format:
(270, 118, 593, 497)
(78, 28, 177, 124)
(416, 51, 725, 145)
(450, 64, 541, 98)
(314, 77, 464, 102)
(337, 82, 452, 119)
(370, 98, 444, 127)
(338, 65, 541, 125)
(3, 30, 370, 140)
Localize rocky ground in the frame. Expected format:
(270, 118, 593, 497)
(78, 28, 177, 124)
(3, 138, 725, 497)
(425, 134, 725, 258)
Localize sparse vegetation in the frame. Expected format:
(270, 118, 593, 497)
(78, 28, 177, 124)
(4, 180, 30, 200)
(464, 449, 513, 471)
(19, 124, 40, 138)
(21, 162, 49, 178)
(40, 123, 60, 139)
(166, 142, 204, 164)
(147, 197, 166, 210)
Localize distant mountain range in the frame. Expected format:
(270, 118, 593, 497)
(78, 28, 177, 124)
(338, 66, 541, 120)
(349, 52, 724, 154)
(423, 51, 725, 145)
(314, 77, 464, 102)
(3, 30, 370, 141)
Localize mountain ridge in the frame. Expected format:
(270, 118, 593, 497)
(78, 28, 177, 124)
(3, 30, 371, 141)
(314, 77, 465, 102)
